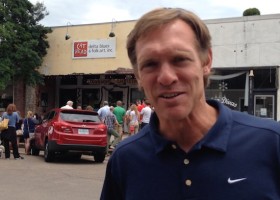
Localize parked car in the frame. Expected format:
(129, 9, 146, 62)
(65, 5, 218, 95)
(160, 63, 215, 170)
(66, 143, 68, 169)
(31, 108, 107, 163)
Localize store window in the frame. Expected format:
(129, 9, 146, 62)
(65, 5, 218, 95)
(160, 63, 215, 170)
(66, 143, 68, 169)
(59, 89, 77, 108)
(130, 88, 145, 105)
(82, 89, 100, 110)
(254, 95, 274, 119)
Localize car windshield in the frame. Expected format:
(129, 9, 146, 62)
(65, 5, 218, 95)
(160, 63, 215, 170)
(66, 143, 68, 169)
(60, 112, 100, 123)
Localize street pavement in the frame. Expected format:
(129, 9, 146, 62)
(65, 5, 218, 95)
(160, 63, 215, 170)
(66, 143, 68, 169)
(0, 146, 109, 200)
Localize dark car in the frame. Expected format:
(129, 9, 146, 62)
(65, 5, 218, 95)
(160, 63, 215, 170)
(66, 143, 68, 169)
(31, 108, 107, 163)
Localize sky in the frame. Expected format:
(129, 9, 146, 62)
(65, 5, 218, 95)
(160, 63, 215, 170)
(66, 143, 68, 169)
(29, 0, 280, 27)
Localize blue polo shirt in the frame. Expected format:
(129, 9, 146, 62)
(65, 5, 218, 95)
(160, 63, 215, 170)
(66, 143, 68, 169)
(101, 100, 280, 200)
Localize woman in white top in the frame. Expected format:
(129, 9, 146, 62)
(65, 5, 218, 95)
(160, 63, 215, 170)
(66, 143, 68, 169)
(129, 104, 140, 135)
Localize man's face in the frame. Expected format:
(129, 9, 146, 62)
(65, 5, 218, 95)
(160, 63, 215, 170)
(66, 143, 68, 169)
(135, 19, 212, 122)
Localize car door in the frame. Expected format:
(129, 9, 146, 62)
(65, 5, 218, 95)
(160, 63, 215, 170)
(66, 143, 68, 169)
(35, 110, 56, 149)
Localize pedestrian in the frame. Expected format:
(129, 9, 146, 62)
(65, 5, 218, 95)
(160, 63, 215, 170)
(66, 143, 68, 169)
(61, 100, 73, 109)
(0, 141, 4, 158)
(1, 104, 24, 159)
(33, 113, 42, 124)
(97, 101, 110, 123)
(101, 8, 280, 199)
(23, 111, 38, 155)
(76, 105, 82, 110)
(140, 100, 152, 129)
(123, 104, 132, 136)
(85, 105, 94, 111)
(113, 101, 126, 139)
(136, 99, 144, 130)
(104, 106, 120, 152)
(128, 104, 140, 135)
(16, 111, 24, 147)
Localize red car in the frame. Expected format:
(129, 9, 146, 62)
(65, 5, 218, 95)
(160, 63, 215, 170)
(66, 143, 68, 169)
(31, 108, 107, 163)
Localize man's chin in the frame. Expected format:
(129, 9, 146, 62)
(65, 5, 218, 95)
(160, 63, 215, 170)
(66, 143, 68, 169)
(162, 110, 187, 121)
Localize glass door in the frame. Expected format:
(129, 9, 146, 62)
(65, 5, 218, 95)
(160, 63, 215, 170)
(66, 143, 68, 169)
(108, 90, 123, 107)
(254, 95, 274, 119)
(103, 87, 128, 108)
(82, 88, 100, 110)
(59, 89, 77, 108)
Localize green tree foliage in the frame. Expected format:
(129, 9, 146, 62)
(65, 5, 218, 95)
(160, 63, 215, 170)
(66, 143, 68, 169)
(0, 0, 52, 90)
(243, 8, 261, 16)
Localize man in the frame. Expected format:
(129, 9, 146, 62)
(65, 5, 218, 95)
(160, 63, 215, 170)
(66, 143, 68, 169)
(97, 101, 110, 123)
(60, 100, 73, 109)
(113, 101, 126, 139)
(101, 8, 280, 200)
(104, 106, 120, 151)
(140, 100, 152, 129)
(136, 99, 144, 112)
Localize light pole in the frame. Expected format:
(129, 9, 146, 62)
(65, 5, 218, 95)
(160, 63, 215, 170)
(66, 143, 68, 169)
(248, 70, 254, 115)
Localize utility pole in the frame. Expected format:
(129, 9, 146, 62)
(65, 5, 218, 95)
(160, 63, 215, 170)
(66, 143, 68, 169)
(248, 70, 254, 115)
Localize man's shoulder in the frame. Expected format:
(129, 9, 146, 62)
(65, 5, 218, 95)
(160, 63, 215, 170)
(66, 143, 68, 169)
(115, 106, 125, 111)
(232, 110, 280, 133)
(142, 106, 151, 111)
(61, 105, 73, 109)
(211, 100, 280, 135)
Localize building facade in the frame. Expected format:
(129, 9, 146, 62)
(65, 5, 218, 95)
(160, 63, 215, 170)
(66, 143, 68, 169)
(1, 14, 280, 120)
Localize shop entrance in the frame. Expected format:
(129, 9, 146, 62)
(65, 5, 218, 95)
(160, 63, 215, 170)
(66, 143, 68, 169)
(103, 87, 128, 108)
(59, 89, 77, 108)
(82, 88, 100, 110)
(108, 91, 123, 107)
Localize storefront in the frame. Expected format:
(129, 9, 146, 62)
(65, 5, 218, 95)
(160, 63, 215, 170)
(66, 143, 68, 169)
(42, 69, 145, 111)
(206, 67, 278, 120)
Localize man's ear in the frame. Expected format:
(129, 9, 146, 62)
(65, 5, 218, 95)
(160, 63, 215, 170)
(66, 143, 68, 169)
(203, 66, 211, 75)
(203, 49, 212, 75)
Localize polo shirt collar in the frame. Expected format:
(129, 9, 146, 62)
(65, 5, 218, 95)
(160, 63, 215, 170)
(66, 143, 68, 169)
(149, 100, 232, 154)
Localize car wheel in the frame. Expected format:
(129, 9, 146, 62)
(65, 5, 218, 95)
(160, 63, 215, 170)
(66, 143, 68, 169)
(44, 140, 55, 162)
(93, 152, 105, 163)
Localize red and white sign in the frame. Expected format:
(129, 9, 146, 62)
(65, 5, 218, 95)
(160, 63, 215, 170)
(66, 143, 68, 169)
(73, 42, 88, 57)
(72, 38, 116, 59)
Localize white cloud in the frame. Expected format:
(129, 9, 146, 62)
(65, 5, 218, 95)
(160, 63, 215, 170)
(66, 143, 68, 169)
(82, 4, 132, 24)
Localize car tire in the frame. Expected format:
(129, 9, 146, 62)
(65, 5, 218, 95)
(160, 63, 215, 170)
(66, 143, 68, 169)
(44, 140, 55, 162)
(93, 152, 105, 163)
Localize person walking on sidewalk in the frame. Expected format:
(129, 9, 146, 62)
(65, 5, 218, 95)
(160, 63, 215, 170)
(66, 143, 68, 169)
(23, 111, 38, 155)
(113, 101, 126, 139)
(1, 104, 24, 160)
(104, 106, 120, 152)
(61, 100, 74, 109)
(98, 101, 110, 123)
(140, 100, 152, 129)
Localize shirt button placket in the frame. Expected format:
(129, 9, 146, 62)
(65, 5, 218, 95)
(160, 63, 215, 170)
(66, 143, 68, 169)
(184, 158, 190, 165)
(184, 158, 191, 189)
(185, 179, 192, 187)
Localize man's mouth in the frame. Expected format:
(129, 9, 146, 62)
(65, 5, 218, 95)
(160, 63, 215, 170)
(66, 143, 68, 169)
(160, 93, 180, 99)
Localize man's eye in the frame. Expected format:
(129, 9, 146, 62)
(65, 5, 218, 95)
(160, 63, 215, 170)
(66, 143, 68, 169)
(173, 57, 189, 63)
(141, 61, 157, 69)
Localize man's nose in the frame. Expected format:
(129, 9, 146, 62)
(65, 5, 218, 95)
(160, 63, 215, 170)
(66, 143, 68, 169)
(157, 63, 178, 86)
